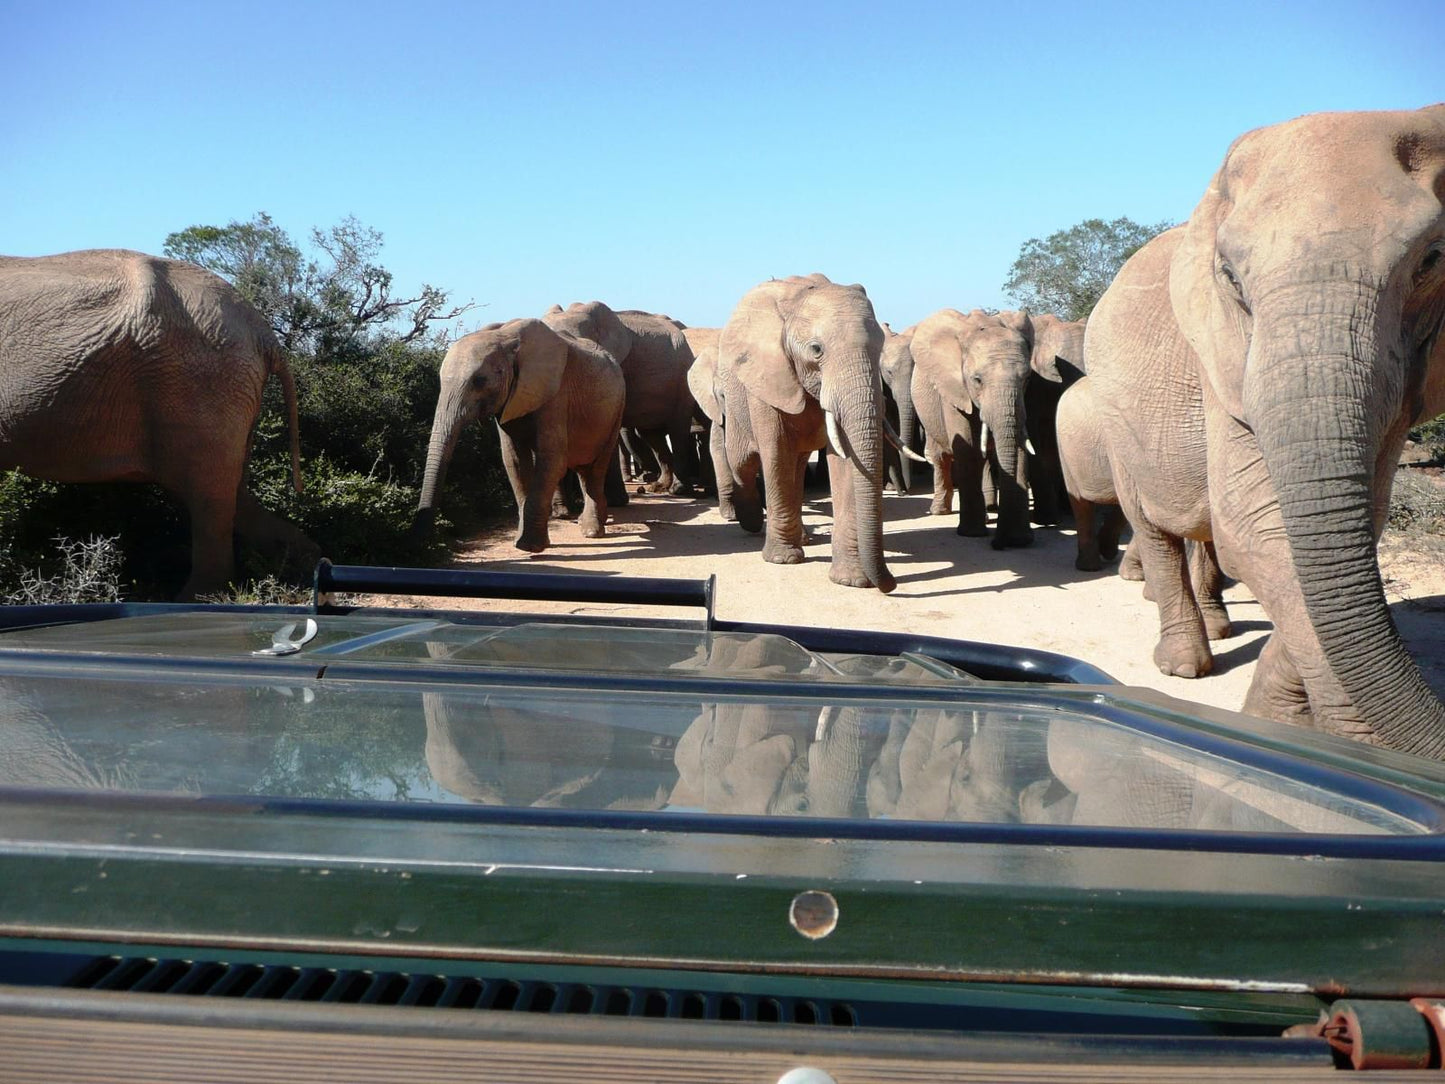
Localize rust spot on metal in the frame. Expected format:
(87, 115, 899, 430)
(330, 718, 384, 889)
(789, 891, 838, 940)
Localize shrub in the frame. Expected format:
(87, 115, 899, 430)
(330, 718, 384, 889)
(1, 535, 125, 605)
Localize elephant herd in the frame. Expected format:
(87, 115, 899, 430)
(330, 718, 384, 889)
(0, 104, 1442, 761)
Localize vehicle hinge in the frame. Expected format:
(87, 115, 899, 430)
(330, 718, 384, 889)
(1283, 998, 1445, 1070)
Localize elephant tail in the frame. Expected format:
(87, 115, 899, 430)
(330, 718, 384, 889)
(267, 346, 304, 494)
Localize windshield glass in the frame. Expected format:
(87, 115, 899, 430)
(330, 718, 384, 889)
(0, 667, 1423, 836)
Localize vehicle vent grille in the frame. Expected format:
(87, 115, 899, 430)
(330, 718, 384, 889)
(69, 956, 860, 1026)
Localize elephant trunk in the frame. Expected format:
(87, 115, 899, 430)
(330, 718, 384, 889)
(416, 388, 470, 526)
(984, 392, 1032, 549)
(832, 353, 895, 593)
(896, 378, 918, 493)
(1247, 283, 1445, 756)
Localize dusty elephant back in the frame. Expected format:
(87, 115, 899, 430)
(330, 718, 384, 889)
(0, 249, 280, 477)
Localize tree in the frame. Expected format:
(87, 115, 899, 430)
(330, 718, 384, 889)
(163, 212, 475, 354)
(1003, 216, 1174, 322)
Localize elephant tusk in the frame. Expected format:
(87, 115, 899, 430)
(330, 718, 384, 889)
(815, 705, 834, 742)
(1025, 437, 1037, 456)
(980, 422, 990, 452)
(883, 417, 929, 464)
(824, 410, 847, 458)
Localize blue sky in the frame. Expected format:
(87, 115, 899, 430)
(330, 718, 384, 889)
(2, 0, 1441, 329)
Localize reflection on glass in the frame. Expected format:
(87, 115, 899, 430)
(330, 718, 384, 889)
(0, 671, 1424, 835)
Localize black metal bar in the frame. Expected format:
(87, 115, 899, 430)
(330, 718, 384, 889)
(313, 560, 716, 629)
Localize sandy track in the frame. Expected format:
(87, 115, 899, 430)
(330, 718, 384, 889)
(360, 488, 1445, 717)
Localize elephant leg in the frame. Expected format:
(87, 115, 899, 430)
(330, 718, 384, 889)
(928, 443, 953, 515)
(1243, 635, 1315, 726)
(1191, 540, 1232, 641)
(178, 487, 238, 600)
(1118, 536, 1144, 581)
(725, 406, 764, 534)
(1030, 447, 1065, 527)
(755, 410, 806, 563)
(710, 423, 736, 521)
(234, 487, 318, 572)
(551, 470, 582, 519)
(795, 457, 816, 545)
(667, 416, 699, 494)
(640, 429, 677, 493)
(1069, 494, 1104, 572)
(516, 448, 567, 553)
(1131, 517, 1213, 678)
(577, 440, 616, 540)
(604, 447, 630, 507)
(498, 428, 530, 516)
(1097, 506, 1127, 565)
(952, 425, 988, 538)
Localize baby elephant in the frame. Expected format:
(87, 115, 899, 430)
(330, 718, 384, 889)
(416, 319, 625, 552)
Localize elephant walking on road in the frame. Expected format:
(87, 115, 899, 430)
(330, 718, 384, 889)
(417, 319, 625, 553)
(1084, 105, 1445, 756)
(716, 274, 905, 592)
(910, 309, 1036, 549)
(0, 249, 307, 599)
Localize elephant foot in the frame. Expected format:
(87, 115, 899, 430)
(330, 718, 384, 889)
(991, 526, 1035, 550)
(717, 499, 738, 522)
(1074, 549, 1104, 573)
(762, 538, 805, 564)
(1201, 606, 1233, 641)
(514, 531, 550, 553)
(829, 562, 896, 593)
(956, 519, 989, 538)
(929, 499, 952, 516)
(1153, 634, 1213, 679)
(736, 504, 764, 534)
(1118, 549, 1144, 581)
(578, 515, 605, 539)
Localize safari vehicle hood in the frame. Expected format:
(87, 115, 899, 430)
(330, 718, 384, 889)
(1, 564, 1444, 1077)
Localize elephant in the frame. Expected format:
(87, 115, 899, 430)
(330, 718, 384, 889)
(909, 308, 1036, 549)
(1024, 313, 1087, 526)
(416, 318, 625, 553)
(683, 325, 742, 518)
(543, 302, 699, 495)
(880, 324, 923, 495)
(0, 249, 307, 599)
(714, 274, 912, 592)
(1083, 105, 1445, 756)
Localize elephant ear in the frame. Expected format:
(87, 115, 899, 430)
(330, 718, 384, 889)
(1171, 173, 1248, 420)
(723, 291, 808, 414)
(686, 351, 724, 425)
(501, 319, 569, 423)
(913, 317, 973, 415)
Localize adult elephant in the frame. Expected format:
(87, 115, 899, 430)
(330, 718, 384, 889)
(1088, 105, 1445, 757)
(543, 302, 698, 495)
(716, 274, 910, 592)
(910, 308, 1036, 548)
(416, 318, 624, 553)
(880, 324, 922, 495)
(0, 249, 306, 599)
(1024, 313, 1087, 526)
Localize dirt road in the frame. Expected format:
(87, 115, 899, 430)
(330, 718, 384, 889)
(376, 488, 1445, 717)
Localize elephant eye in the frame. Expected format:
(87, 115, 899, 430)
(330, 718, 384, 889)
(806, 340, 824, 360)
(1218, 260, 1250, 313)
(1417, 243, 1444, 285)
